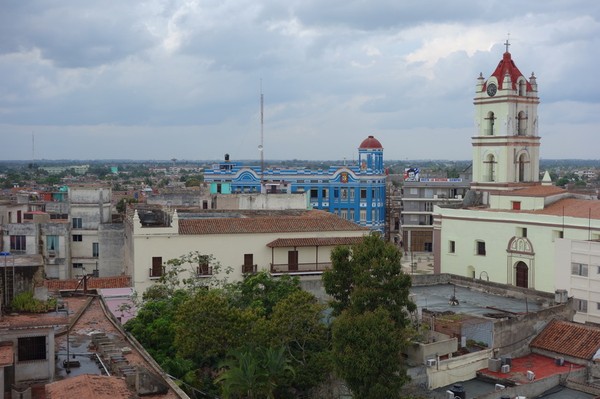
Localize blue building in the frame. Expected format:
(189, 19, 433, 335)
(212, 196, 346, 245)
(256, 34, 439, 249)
(204, 135, 387, 232)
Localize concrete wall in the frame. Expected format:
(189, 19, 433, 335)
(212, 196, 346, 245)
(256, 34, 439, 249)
(98, 224, 124, 277)
(476, 368, 588, 399)
(404, 333, 458, 366)
(493, 301, 575, 358)
(5, 328, 56, 383)
(427, 348, 493, 389)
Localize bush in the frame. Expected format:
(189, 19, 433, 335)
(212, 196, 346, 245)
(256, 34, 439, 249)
(10, 291, 54, 313)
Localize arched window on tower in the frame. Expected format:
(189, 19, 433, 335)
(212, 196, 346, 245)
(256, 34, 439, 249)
(485, 112, 495, 135)
(518, 80, 526, 96)
(518, 153, 528, 182)
(517, 111, 527, 136)
(485, 154, 496, 182)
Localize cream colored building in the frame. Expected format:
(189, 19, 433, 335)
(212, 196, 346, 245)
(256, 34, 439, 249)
(124, 208, 368, 294)
(555, 238, 600, 323)
(434, 45, 600, 294)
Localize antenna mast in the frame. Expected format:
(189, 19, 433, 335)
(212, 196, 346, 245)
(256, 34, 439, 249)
(260, 81, 264, 190)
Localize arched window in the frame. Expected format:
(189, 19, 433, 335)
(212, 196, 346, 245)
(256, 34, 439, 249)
(517, 111, 527, 136)
(518, 80, 526, 96)
(485, 154, 496, 182)
(518, 153, 527, 182)
(485, 112, 495, 135)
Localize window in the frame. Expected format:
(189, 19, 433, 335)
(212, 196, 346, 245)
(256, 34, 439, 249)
(47, 235, 58, 255)
(359, 210, 367, 222)
(518, 227, 527, 238)
(310, 189, 318, 199)
(553, 230, 564, 242)
(73, 263, 83, 268)
(92, 242, 99, 258)
(10, 235, 26, 252)
(242, 254, 255, 274)
(571, 263, 588, 277)
(50, 213, 68, 220)
(340, 210, 348, 220)
(596, 302, 600, 311)
(360, 189, 367, 199)
(72, 235, 83, 242)
(512, 201, 521, 210)
(576, 299, 588, 313)
(341, 188, 348, 200)
(476, 241, 486, 256)
(72, 217, 82, 229)
(151, 256, 163, 277)
(449, 240, 456, 254)
(18, 336, 46, 362)
(424, 202, 433, 212)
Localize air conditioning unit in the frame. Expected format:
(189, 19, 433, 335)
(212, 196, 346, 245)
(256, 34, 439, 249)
(488, 358, 502, 372)
(555, 357, 565, 366)
(501, 364, 510, 373)
(527, 370, 535, 381)
(555, 289, 568, 304)
(495, 384, 505, 391)
(426, 358, 437, 367)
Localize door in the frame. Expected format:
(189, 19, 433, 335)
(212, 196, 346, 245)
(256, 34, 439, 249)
(515, 261, 528, 288)
(243, 254, 254, 273)
(288, 250, 298, 272)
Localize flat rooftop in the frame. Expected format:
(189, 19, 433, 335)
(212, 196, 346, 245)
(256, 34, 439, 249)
(411, 284, 544, 317)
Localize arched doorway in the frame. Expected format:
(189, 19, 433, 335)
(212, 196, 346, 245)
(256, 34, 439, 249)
(515, 261, 528, 288)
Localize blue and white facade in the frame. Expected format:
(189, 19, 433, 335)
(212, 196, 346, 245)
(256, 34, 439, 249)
(204, 136, 387, 232)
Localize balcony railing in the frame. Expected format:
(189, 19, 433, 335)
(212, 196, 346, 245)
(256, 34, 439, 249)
(197, 265, 213, 277)
(242, 264, 258, 274)
(270, 262, 332, 275)
(149, 268, 163, 278)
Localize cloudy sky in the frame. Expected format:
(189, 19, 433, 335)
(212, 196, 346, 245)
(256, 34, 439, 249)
(1, 1, 599, 162)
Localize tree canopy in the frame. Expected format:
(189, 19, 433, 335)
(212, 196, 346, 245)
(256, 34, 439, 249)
(323, 233, 416, 398)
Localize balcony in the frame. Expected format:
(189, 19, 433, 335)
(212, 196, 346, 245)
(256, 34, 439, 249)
(242, 264, 258, 274)
(197, 265, 213, 277)
(270, 262, 332, 275)
(149, 268, 163, 279)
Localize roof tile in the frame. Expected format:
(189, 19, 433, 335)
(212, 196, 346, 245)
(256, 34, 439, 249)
(530, 319, 600, 360)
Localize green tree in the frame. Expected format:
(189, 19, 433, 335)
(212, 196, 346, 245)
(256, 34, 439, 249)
(323, 234, 416, 397)
(267, 290, 332, 392)
(217, 346, 294, 399)
(228, 271, 301, 316)
(323, 233, 416, 327)
(174, 290, 260, 365)
(332, 308, 408, 399)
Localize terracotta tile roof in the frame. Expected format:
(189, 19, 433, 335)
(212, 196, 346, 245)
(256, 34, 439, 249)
(530, 319, 600, 360)
(44, 275, 131, 291)
(493, 185, 567, 197)
(0, 343, 13, 367)
(45, 374, 131, 399)
(179, 210, 367, 235)
(266, 236, 365, 248)
(532, 198, 600, 220)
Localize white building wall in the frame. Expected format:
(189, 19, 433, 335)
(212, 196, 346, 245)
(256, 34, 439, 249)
(555, 238, 600, 324)
(438, 206, 600, 293)
(128, 213, 365, 295)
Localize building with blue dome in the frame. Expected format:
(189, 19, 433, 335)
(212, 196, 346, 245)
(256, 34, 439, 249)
(203, 135, 387, 232)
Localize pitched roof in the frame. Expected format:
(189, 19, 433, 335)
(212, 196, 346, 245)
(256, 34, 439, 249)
(493, 185, 567, 197)
(45, 375, 131, 399)
(533, 198, 600, 220)
(485, 51, 532, 91)
(530, 319, 600, 360)
(179, 210, 367, 235)
(266, 236, 365, 248)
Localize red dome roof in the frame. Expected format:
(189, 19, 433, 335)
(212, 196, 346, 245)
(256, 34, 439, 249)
(359, 135, 382, 149)
(484, 51, 532, 92)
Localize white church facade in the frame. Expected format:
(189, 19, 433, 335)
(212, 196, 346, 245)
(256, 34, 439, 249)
(433, 44, 600, 314)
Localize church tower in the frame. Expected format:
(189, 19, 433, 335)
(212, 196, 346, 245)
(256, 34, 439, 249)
(471, 41, 540, 194)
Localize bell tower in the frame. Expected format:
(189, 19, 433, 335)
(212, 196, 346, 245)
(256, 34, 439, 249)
(471, 41, 540, 194)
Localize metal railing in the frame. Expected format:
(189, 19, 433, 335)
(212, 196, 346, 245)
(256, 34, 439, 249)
(270, 262, 332, 274)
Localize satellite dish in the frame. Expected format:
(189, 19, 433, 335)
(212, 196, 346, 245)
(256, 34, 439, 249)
(258, 145, 263, 151)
